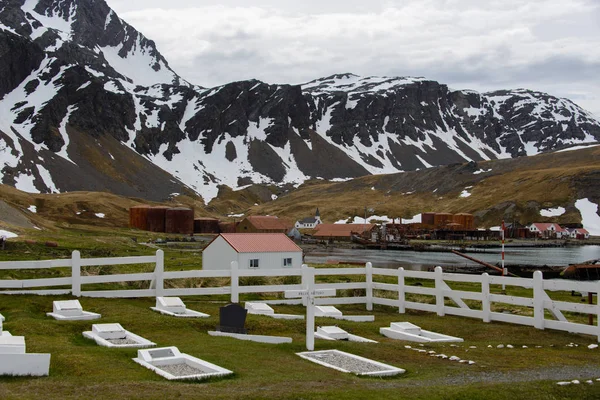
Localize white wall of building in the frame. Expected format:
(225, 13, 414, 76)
(202, 236, 302, 270)
(237, 251, 302, 270)
(202, 236, 238, 270)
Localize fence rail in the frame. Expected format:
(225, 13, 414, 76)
(0, 250, 599, 341)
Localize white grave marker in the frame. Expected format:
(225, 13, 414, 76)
(380, 322, 463, 343)
(47, 300, 101, 320)
(83, 323, 155, 348)
(245, 302, 304, 320)
(151, 297, 209, 318)
(134, 346, 233, 381)
(285, 266, 336, 350)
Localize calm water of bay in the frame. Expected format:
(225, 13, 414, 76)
(304, 245, 600, 270)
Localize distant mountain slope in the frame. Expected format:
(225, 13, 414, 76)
(0, 0, 599, 204)
(241, 145, 600, 229)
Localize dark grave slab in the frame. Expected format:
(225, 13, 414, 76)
(217, 303, 247, 334)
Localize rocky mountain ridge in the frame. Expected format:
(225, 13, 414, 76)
(1, 0, 599, 204)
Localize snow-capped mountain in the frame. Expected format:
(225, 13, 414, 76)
(1, 0, 599, 203)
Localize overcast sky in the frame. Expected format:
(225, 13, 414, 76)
(105, 0, 600, 117)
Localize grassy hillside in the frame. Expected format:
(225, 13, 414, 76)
(1, 294, 600, 399)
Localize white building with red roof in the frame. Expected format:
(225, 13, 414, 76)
(527, 223, 567, 238)
(567, 228, 590, 239)
(202, 233, 303, 270)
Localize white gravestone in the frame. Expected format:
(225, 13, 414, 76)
(314, 305, 374, 322)
(133, 346, 233, 381)
(245, 302, 304, 320)
(380, 322, 463, 343)
(0, 336, 50, 376)
(151, 297, 209, 318)
(83, 323, 155, 348)
(285, 282, 336, 351)
(315, 326, 377, 343)
(47, 300, 101, 320)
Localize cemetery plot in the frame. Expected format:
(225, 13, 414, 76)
(83, 323, 155, 348)
(314, 326, 377, 343)
(150, 297, 209, 318)
(47, 300, 101, 320)
(380, 322, 463, 343)
(0, 335, 51, 376)
(297, 349, 405, 377)
(314, 306, 374, 322)
(208, 303, 292, 344)
(245, 302, 304, 320)
(133, 347, 233, 381)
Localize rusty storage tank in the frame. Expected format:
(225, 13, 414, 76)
(462, 213, 474, 230)
(434, 213, 453, 228)
(165, 207, 194, 234)
(129, 205, 150, 230)
(453, 213, 467, 229)
(147, 206, 169, 232)
(194, 218, 220, 234)
(421, 212, 436, 226)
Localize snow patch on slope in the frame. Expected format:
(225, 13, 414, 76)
(574, 198, 600, 236)
(540, 207, 566, 217)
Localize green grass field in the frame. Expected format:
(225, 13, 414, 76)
(1, 231, 600, 399)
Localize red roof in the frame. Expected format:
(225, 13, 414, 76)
(531, 223, 565, 232)
(313, 224, 375, 237)
(243, 216, 293, 230)
(218, 233, 302, 253)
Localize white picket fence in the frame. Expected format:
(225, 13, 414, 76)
(0, 250, 598, 341)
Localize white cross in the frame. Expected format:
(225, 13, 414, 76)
(285, 266, 335, 350)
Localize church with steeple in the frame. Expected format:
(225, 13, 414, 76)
(294, 208, 322, 229)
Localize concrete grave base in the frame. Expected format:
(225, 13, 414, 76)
(150, 297, 210, 318)
(83, 323, 155, 348)
(47, 300, 101, 321)
(208, 330, 292, 344)
(314, 306, 374, 322)
(314, 326, 377, 343)
(245, 302, 304, 320)
(133, 347, 233, 381)
(380, 322, 463, 343)
(297, 349, 404, 376)
(0, 336, 50, 376)
(0, 353, 51, 376)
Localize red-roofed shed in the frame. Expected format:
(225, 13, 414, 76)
(202, 233, 303, 270)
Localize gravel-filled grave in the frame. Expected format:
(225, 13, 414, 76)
(158, 363, 213, 377)
(106, 338, 139, 345)
(298, 350, 405, 376)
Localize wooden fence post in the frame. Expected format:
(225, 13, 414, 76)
(366, 262, 373, 311)
(301, 264, 309, 306)
(434, 266, 445, 316)
(306, 266, 316, 351)
(71, 250, 81, 297)
(155, 250, 164, 297)
(398, 267, 405, 314)
(482, 273, 490, 323)
(231, 261, 239, 303)
(533, 270, 545, 330)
